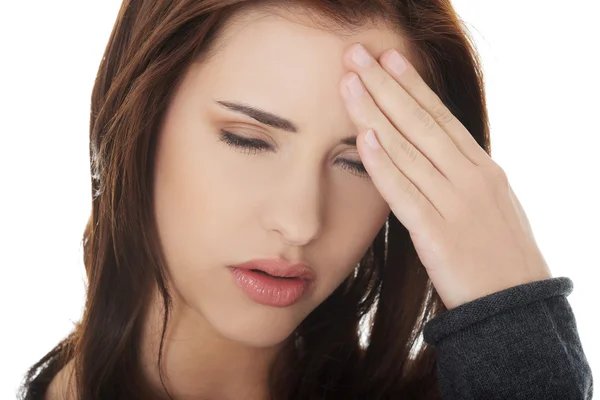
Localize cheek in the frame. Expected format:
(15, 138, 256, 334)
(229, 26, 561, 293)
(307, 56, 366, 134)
(153, 123, 277, 289)
(312, 200, 389, 298)
(330, 184, 390, 259)
(152, 125, 240, 275)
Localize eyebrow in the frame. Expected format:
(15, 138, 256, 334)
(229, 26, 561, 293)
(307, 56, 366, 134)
(215, 100, 357, 146)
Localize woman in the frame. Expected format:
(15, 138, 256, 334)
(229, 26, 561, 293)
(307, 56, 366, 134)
(19, 0, 593, 399)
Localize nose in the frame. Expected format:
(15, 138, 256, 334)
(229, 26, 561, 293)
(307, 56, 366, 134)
(261, 167, 325, 247)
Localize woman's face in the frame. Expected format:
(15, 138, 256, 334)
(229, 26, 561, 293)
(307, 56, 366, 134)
(153, 8, 406, 347)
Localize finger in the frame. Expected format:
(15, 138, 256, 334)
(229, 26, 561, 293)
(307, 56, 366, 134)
(378, 48, 492, 167)
(340, 72, 453, 219)
(342, 43, 475, 182)
(358, 128, 442, 235)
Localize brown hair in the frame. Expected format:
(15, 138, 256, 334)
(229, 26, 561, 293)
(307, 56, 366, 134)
(19, 0, 490, 399)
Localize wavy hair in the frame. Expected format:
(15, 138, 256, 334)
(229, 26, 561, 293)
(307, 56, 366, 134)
(20, 0, 490, 399)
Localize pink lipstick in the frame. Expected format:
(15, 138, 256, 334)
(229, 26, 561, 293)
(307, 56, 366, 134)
(229, 259, 315, 307)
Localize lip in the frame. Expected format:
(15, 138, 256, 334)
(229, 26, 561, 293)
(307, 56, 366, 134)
(232, 258, 316, 280)
(229, 259, 315, 307)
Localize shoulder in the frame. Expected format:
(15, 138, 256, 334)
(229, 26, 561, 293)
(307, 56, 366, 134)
(45, 360, 77, 400)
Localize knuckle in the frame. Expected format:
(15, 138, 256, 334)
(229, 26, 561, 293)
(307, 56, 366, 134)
(403, 180, 420, 204)
(394, 135, 419, 163)
(403, 140, 419, 163)
(489, 163, 509, 185)
(480, 159, 507, 180)
(468, 163, 509, 193)
(431, 99, 455, 125)
(413, 106, 436, 131)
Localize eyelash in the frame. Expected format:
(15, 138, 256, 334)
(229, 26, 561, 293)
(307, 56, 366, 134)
(219, 130, 369, 179)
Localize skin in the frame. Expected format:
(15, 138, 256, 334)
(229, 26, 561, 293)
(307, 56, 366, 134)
(48, 1, 553, 398)
(140, 8, 399, 400)
(48, 8, 401, 400)
(340, 33, 552, 311)
(147, 4, 553, 398)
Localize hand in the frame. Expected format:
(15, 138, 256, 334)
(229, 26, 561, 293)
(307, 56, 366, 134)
(339, 43, 552, 310)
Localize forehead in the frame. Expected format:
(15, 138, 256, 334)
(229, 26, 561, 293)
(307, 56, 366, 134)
(188, 8, 408, 135)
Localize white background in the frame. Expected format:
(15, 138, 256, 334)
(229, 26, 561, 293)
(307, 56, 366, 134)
(1, 1, 598, 398)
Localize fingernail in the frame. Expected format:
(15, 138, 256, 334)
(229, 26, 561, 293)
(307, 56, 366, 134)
(388, 50, 407, 75)
(352, 44, 373, 67)
(347, 74, 365, 97)
(365, 129, 380, 149)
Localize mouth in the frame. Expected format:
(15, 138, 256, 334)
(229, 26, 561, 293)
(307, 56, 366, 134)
(230, 266, 314, 307)
(230, 258, 316, 281)
(250, 269, 299, 280)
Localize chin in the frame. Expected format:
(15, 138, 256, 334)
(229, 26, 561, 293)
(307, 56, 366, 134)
(190, 293, 312, 348)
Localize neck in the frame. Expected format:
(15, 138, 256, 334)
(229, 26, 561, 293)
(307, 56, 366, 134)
(138, 286, 285, 400)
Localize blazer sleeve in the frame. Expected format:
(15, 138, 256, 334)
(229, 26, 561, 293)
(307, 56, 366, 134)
(422, 276, 594, 400)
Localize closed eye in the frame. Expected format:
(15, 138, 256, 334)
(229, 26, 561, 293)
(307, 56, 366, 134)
(219, 130, 272, 154)
(218, 130, 369, 179)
